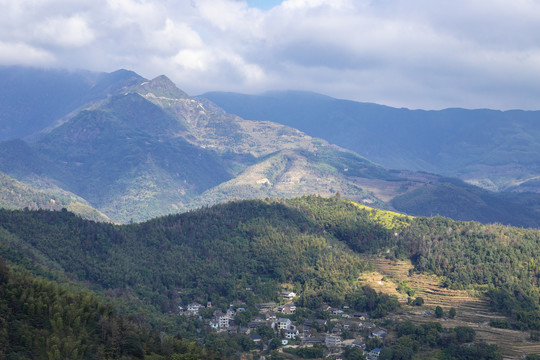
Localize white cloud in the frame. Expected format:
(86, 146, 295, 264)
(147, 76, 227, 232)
(173, 49, 210, 72)
(195, 0, 250, 32)
(149, 19, 203, 53)
(1, 0, 540, 109)
(34, 15, 95, 47)
(106, 0, 161, 26)
(0, 42, 55, 65)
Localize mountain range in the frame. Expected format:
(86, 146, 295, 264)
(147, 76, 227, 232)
(0, 67, 539, 227)
(202, 90, 540, 193)
(3, 66, 540, 359)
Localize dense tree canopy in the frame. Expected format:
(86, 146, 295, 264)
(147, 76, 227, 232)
(0, 195, 539, 359)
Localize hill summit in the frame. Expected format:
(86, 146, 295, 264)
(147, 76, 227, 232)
(0, 71, 400, 222)
(0, 67, 540, 227)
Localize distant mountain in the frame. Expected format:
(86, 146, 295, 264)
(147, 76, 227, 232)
(1, 67, 540, 227)
(201, 91, 540, 193)
(0, 172, 108, 222)
(0, 83, 233, 222)
(0, 71, 401, 222)
(391, 177, 540, 228)
(0, 66, 143, 141)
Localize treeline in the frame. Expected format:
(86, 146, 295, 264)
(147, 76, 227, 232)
(276, 197, 540, 331)
(0, 173, 107, 222)
(391, 216, 540, 330)
(0, 258, 213, 360)
(380, 321, 502, 360)
(3, 195, 540, 335)
(0, 198, 379, 319)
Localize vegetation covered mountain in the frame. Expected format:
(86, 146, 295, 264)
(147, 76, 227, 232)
(0, 172, 108, 222)
(202, 90, 540, 193)
(0, 198, 379, 313)
(2, 67, 540, 228)
(2, 197, 540, 323)
(0, 258, 216, 359)
(0, 69, 402, 223)
(390, 177, 540, 228)
(1, 197, 539, 357)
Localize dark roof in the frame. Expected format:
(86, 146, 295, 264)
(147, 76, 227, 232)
(248, 321, 266, 328)
(302, 337, 325, 343)
(256, 302, 276, 308)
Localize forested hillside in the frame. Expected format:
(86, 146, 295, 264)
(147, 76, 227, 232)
(0, 198, 381, 315)
(2, 197, 540, 358)
(0, 258, 213, 359)
(1, 197, 540, 331)
(395, 216, 540, 330)
(0, 172, 108, 222)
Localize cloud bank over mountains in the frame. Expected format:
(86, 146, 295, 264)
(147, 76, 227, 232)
(2, 0, 540, 109)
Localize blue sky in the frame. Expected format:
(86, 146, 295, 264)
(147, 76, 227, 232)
(246, 0, 284, 10)
(1, 0, 540, 110)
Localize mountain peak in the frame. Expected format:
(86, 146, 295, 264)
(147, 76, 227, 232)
(152, 74, 175, 85)
(108, 69, 142, 80)
(137, 75, 190, 100)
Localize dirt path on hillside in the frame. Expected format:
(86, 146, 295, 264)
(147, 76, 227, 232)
(360, 256, 540, 359)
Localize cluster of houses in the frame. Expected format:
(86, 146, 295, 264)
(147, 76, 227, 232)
(178, 292, 387, 359)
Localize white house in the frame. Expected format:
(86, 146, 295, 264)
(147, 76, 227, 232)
(325, 334, 341, 348)
(369, 348, 381, 359)
(278, 318, 291, 330)
(212, 310, 230, 328)
(279, 303, 297, 314)
(187, 303, 203, 315)
(285, 329, 299, 339)
(281, 291, 297, 300)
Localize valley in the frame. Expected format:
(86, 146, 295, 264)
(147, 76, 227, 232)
(1, 66, 540, 359)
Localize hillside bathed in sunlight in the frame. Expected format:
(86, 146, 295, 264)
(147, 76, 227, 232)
(1, 197, 540, 358)
(2, 1, 540, 359)
(1, 67, 540, 229)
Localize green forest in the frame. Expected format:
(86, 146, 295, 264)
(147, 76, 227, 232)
(0, 258, 216, 359)
(1, 196, 540, 358)
(393, 216, 540, 329)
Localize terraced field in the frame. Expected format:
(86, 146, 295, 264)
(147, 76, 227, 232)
(361, 256, 540, 359)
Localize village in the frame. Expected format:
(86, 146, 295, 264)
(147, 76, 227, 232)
(178, 290, 388, 360)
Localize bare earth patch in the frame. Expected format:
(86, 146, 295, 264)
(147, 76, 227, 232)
(360, 256, 540, 359)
